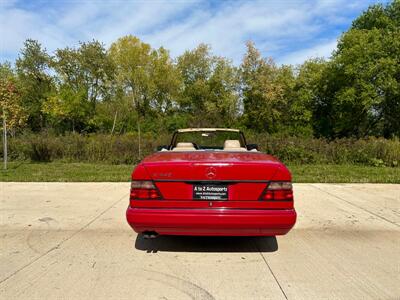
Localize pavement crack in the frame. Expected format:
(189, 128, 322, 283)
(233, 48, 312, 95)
(310, 184, 399, 228)
(0, 192, 129, 285)
(254, 241, 288, 300)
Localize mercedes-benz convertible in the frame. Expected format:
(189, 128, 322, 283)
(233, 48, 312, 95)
(126, 128, 296, 237)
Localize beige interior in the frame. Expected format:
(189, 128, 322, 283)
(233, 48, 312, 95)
(172, 142, 196, 151)
(171, 140, 249, 151)
(223, 140, 247, 151)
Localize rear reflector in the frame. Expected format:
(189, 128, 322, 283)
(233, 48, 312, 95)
(261, 181, 293, 201)
(130, 181, 162, 203)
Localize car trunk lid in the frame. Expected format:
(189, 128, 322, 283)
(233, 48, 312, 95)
(142, 152, 282, 201)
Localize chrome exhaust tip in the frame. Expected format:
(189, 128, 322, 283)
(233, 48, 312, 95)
(142, 231, 158, 239)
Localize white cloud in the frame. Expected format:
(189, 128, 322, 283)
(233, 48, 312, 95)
(0, 6, 72, 57)
(278, 39, 338, 65)
(143, 0, 321, 63)
(0, 1, 198, 59)
(0, 0, 378, 65)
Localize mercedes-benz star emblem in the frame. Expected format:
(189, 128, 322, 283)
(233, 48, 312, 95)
(205, 167, 216, 179)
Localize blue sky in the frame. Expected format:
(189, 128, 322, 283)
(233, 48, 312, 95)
(0, 0, 387, 65)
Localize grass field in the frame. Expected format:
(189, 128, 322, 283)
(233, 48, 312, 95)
(0, 162, 399, 183)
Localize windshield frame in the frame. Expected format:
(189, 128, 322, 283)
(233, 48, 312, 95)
(169, 129, 247, 150)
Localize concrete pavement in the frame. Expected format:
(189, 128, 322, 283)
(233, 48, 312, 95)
(0, 183, 399, 299)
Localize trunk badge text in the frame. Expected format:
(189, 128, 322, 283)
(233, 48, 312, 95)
(154, 172, 172, 178)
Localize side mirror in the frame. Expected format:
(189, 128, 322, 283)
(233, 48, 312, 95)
(156, 145, 169, 151)
(246, 143, 259, 151)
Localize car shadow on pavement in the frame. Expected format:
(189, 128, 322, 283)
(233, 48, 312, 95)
(134, 235, 278, 253)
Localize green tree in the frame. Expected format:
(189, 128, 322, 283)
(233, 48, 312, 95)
(109, 35, 154, 117)
(177, 44, 212, 115)
(1, 63, 27, 169)
(42, 86, 90, 132)
(351, 1, 399, 30)
(47, 40, 115, 131)
(177, 44, 239, 126)
(6, 2, 399, 138)
(205, 57, 239, 126)
(150, 47, 181, 115)
(16, 39, 53, 131)
(240, 41, 285, 133)
(273, 64, 306, 135)
(292, 59, 329, 137)
(109, 36, 183, 134)
(326, 1, 400, 137)
(0, 63, 27, 131)
(77, 40, 115, 109)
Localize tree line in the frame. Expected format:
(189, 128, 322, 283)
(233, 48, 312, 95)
(1, 1, 399, 139)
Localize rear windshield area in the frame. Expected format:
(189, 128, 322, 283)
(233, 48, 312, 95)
(174, 131, 245, 150)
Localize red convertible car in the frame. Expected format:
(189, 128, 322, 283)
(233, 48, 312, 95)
(126, 128, 296, 237)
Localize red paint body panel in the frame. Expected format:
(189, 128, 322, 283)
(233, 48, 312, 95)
(154, 182, 267, 201)
(142, 152, 286, 182)
(130, 200, 294, 210)
(126, 148, 297, 236)
(142, 151, 281, 163)
(126, 207, 296, 236)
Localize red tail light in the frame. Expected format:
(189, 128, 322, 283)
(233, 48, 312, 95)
(260, 182, 293, 201)
(130, 181, 162, 204)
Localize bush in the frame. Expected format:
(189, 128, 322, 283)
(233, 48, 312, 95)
(2, 132, 399, 167)
(30, 138, 54, 162)
(246, 134, 400, 167)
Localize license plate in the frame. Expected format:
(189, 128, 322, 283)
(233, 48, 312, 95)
(193, 184, 228, 200)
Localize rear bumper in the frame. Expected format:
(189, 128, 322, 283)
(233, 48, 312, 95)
(126, 207, 296, 236)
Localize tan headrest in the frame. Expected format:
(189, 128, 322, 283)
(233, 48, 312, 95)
(223, 140, 247, 151)
(172, 142, 196, 151)
(177, 142, 194, 148)
(224, 140, 241, 148)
